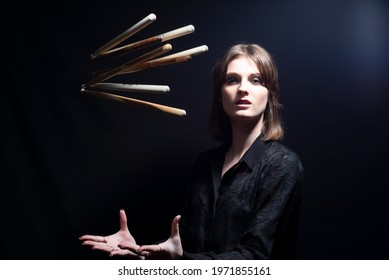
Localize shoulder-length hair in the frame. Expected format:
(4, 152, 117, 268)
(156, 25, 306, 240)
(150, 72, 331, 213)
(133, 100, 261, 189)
(209, 43, 284, 142)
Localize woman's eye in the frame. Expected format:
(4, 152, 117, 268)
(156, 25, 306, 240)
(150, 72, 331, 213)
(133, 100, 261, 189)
(252, 77, 263, 84)
(225, 77, 238, 84)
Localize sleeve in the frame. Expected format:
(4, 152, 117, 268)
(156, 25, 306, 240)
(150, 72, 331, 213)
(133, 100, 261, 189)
(181, 148, 304, 260)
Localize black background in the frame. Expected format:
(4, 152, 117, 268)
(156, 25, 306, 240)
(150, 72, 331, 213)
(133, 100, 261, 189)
(1, 0, 388, 259)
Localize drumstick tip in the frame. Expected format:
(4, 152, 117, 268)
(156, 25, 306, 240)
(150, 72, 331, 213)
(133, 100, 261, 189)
(148, 13, 157, 21)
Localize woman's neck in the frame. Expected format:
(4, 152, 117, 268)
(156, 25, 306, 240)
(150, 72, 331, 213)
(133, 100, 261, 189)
(222, 118, 263, 177)
(229, 118, 263, 158)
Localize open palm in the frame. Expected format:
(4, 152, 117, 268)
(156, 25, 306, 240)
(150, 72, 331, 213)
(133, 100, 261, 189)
(80, 209, 142, 258)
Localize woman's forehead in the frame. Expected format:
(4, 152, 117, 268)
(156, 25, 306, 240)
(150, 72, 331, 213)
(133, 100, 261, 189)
(226, 55, 260, 73)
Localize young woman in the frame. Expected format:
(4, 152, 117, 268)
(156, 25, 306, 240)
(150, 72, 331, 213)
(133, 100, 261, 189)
(80, 43, 304, 259)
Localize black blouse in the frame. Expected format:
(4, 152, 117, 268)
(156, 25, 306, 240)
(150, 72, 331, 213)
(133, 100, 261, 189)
(180, 138, 304, 259)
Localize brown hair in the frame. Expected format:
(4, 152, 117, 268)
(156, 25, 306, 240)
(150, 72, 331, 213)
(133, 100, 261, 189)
(209, 43, 284, 142)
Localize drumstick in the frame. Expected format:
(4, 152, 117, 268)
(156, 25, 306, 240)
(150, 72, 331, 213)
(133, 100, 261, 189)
(92, 13, 157, 57)
(91, 25, 195, 62)
(91, 35, 163, 61)
(121, 55, 192, 74)
(82, 88, 186, 116)
(90, 43, 172, 79)
(88, 83, 170, 93)
(160, 25, 195, 42)
(115, 46, 205, 75)
(84, 43, 172, 87)
(94, 55, 191, 76)
(148, 45, 208, 63)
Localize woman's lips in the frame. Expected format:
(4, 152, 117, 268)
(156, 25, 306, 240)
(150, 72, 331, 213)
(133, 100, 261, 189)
(235, 99, 251, 105)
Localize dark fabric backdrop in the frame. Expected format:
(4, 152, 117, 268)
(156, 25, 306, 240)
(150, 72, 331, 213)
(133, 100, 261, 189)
(1, 0, 388, 259)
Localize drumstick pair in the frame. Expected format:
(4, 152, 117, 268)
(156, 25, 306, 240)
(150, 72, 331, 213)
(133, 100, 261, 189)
(81, 13, 208, 116)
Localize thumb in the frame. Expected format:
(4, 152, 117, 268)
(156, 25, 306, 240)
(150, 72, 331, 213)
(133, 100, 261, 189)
(119, 209, 129, 231)
(170, 215, 181, 238)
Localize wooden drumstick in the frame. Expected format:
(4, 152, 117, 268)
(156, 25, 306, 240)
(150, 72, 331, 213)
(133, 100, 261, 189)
(148, 45, 208, 63)
(92, 13, 157, 57)
(91, 35, 163, 61)
(160, 25, 195, 42)
(91, 25, 195, 62)
(121, 55, 192, 74)
(84, 43, 172, 87)
(117, 45, 207, 75)
(82, 88, 186, 116)
(88, 83, 170, 93)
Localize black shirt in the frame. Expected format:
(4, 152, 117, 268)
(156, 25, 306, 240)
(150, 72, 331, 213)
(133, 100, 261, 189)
(181, 138, 304, 259)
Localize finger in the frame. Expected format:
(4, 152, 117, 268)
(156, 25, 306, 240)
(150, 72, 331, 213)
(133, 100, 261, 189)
(137, 250, 152, 257)
(109, 248, 142, 258)
(138, 244, 162, 253)
(119, 209, 129, 231)
(81, 240, 106, 248)
(79, 235, 106, 242)
(118, 242, 140, 253)
(91, 243, 117, 253)
(170, 215, 181, 238)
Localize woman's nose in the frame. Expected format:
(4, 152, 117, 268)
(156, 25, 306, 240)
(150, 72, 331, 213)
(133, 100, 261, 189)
(238, 80, 249, 93)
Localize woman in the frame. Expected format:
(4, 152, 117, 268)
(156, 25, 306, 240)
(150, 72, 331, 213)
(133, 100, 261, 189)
(80, 43, 304, 259)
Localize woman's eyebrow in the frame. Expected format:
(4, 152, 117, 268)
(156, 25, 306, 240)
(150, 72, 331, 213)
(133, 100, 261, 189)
(225, 72, 261, 76)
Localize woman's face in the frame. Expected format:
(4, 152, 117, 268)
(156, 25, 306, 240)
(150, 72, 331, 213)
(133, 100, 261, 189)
(221, 55, 269, 123)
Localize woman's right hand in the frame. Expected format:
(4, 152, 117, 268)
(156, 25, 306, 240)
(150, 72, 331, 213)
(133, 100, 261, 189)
(133, 215, 183, 259)
(79, 209, 144, 259)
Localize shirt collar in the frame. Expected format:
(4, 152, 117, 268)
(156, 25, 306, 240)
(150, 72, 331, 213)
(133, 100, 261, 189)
(241, 137, 270, 170)
(206, 136, 270, 171)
